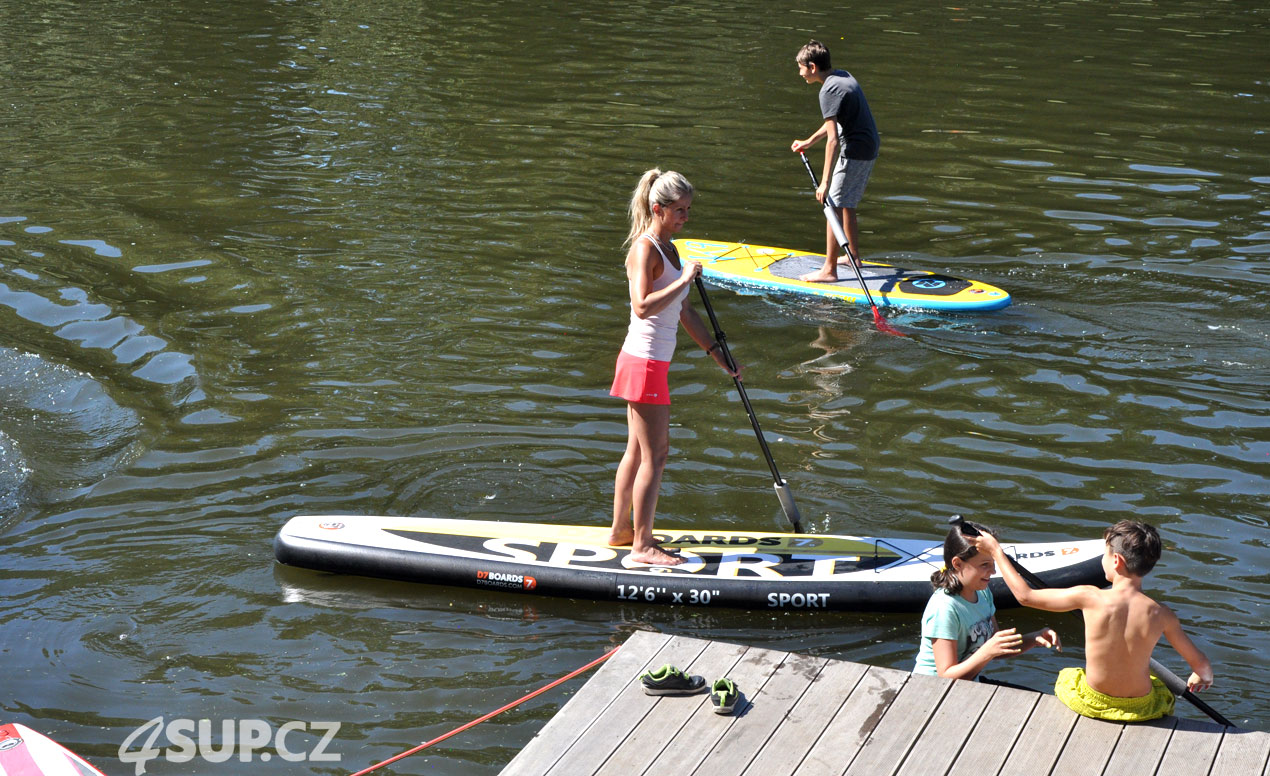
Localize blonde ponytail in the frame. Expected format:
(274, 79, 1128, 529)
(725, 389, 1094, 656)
(624, 168, 694, 248)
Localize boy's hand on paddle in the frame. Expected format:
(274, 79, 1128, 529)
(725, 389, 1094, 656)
(1188, 667, 1213, 693)
(790, 138, 811, 153)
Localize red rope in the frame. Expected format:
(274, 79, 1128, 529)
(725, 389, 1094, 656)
(347, 646, 619, 776)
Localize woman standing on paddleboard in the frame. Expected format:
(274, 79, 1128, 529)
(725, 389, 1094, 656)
(608, 169, 740, 566)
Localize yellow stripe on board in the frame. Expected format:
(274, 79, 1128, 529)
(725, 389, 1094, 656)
(382, 519, 902, 560)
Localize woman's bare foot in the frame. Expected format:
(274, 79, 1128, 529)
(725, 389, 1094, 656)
(799, 269, 840, 283)
(607, 530, 634, 547)
(628, 545, 685, 566)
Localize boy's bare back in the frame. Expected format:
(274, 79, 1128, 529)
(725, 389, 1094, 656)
(1080, 582, 1174, 697)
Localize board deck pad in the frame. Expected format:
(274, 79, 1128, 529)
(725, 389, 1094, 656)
(764, 254, 973, 297)
(274, 515, 1104, 612)
(675, 238, 1010, 312)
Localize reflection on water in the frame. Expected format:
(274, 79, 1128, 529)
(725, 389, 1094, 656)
(1, 0, 1267, 770)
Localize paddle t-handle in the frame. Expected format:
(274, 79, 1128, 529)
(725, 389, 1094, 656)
(946, 515, 1233, 727)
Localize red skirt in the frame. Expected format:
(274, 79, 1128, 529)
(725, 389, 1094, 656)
(610, 350, 671, 405)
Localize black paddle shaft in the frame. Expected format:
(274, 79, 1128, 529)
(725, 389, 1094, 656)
(694, 276, 802, 532)
(950, 517, 1234, 728)
(798, 152, 884, 311)
(695, 277, 781, 480)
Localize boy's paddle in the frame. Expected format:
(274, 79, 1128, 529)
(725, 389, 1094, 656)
(695, 276, 803, 533)
(798, 152, 905, 337)
(950, 516, 1234, 727)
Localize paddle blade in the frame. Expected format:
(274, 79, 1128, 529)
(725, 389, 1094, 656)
(774, 480, 803, 533)
(871, 305, 907, 337)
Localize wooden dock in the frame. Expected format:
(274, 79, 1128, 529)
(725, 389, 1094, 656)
(500, 631, 1269, 776)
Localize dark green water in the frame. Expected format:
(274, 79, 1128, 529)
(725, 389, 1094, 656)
(1, 0, 1266, 772)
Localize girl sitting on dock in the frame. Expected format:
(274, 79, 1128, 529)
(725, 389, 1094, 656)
(913, 521, 1061, 683)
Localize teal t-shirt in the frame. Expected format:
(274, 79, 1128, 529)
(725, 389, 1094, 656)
(913, 587, 996, 676)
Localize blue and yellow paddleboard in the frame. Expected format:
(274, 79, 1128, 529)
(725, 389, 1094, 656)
(674, 239, 1011, 312)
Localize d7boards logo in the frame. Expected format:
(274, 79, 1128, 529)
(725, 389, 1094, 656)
(118, 717, 340, 774)
(476, 570, 538, 590)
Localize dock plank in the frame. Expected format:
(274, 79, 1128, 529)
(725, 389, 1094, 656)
(639, 643, 789, 776)
(1157, 717, 1228, 774)
(591, 638, 749, 776)
(893, 678, 995, 776)
(741, 658, 869, 776)
(500, 631, 682, 776)
(534, 633, 712, 776)
(1209, 728, 1270, 776)
(1100, 716, 1176, 776)
(692, 651, 829, 776)
(997, 694, 1078, 775)
(945, 684, 1040, 776)
(842, 671, 954, 776)
(1050, 715, 1123, 776)
(796, 665, 911, 776)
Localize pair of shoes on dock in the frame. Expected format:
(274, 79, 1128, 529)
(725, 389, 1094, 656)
(639, 664, 740, 715)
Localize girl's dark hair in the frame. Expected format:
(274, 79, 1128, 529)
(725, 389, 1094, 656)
(929, 521, 994, 595)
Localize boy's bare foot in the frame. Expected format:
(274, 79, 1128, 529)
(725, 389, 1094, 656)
(607, 530, 634, 547)
(799, 270, 839, 283)
(628, 545, 685, 566)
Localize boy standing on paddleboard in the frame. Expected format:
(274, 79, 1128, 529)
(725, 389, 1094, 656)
(790, 39, 880, 284)
(975, 521, 1214, 721)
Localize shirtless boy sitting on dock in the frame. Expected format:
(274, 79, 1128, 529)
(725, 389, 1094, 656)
(975, 520, 1213, 721)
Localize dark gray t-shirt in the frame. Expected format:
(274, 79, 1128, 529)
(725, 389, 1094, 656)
(819, 69, 880, 161)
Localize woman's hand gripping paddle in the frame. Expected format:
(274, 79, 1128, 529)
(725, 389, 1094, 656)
(695, 277, 803, 533)
(949, 516, 1234, 728)
(798, 152, 905, 337)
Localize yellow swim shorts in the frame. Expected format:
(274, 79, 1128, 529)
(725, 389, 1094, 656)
(1054, 667, 1175, 722)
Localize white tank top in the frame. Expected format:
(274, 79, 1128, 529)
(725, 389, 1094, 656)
(620, 235, 688, 362)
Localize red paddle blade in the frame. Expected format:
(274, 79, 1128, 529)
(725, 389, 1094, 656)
(871, 305, 907, 337)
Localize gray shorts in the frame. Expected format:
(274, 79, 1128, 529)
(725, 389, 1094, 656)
(829, 157, 875, 209)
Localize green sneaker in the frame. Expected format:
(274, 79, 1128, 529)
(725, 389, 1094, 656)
(639, 664, 707, 696)
(710, 677, 739, 714)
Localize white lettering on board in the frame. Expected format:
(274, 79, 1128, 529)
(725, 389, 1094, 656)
(547, 542, 618, 566)
(790, 554, 862, 577)
(715, 553, 784, 578)
(766, 592, 832, 608)
(482, 538, 542, 562)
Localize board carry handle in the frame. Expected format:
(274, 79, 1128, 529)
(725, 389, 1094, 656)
(695, 275, 803, 533)
(949, 515, 1234, 728)
(798, 152, 905, 336)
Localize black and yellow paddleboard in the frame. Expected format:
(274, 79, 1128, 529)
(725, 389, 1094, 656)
(675, 238, 1011, 312)
(274, 516, 1102, 612)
